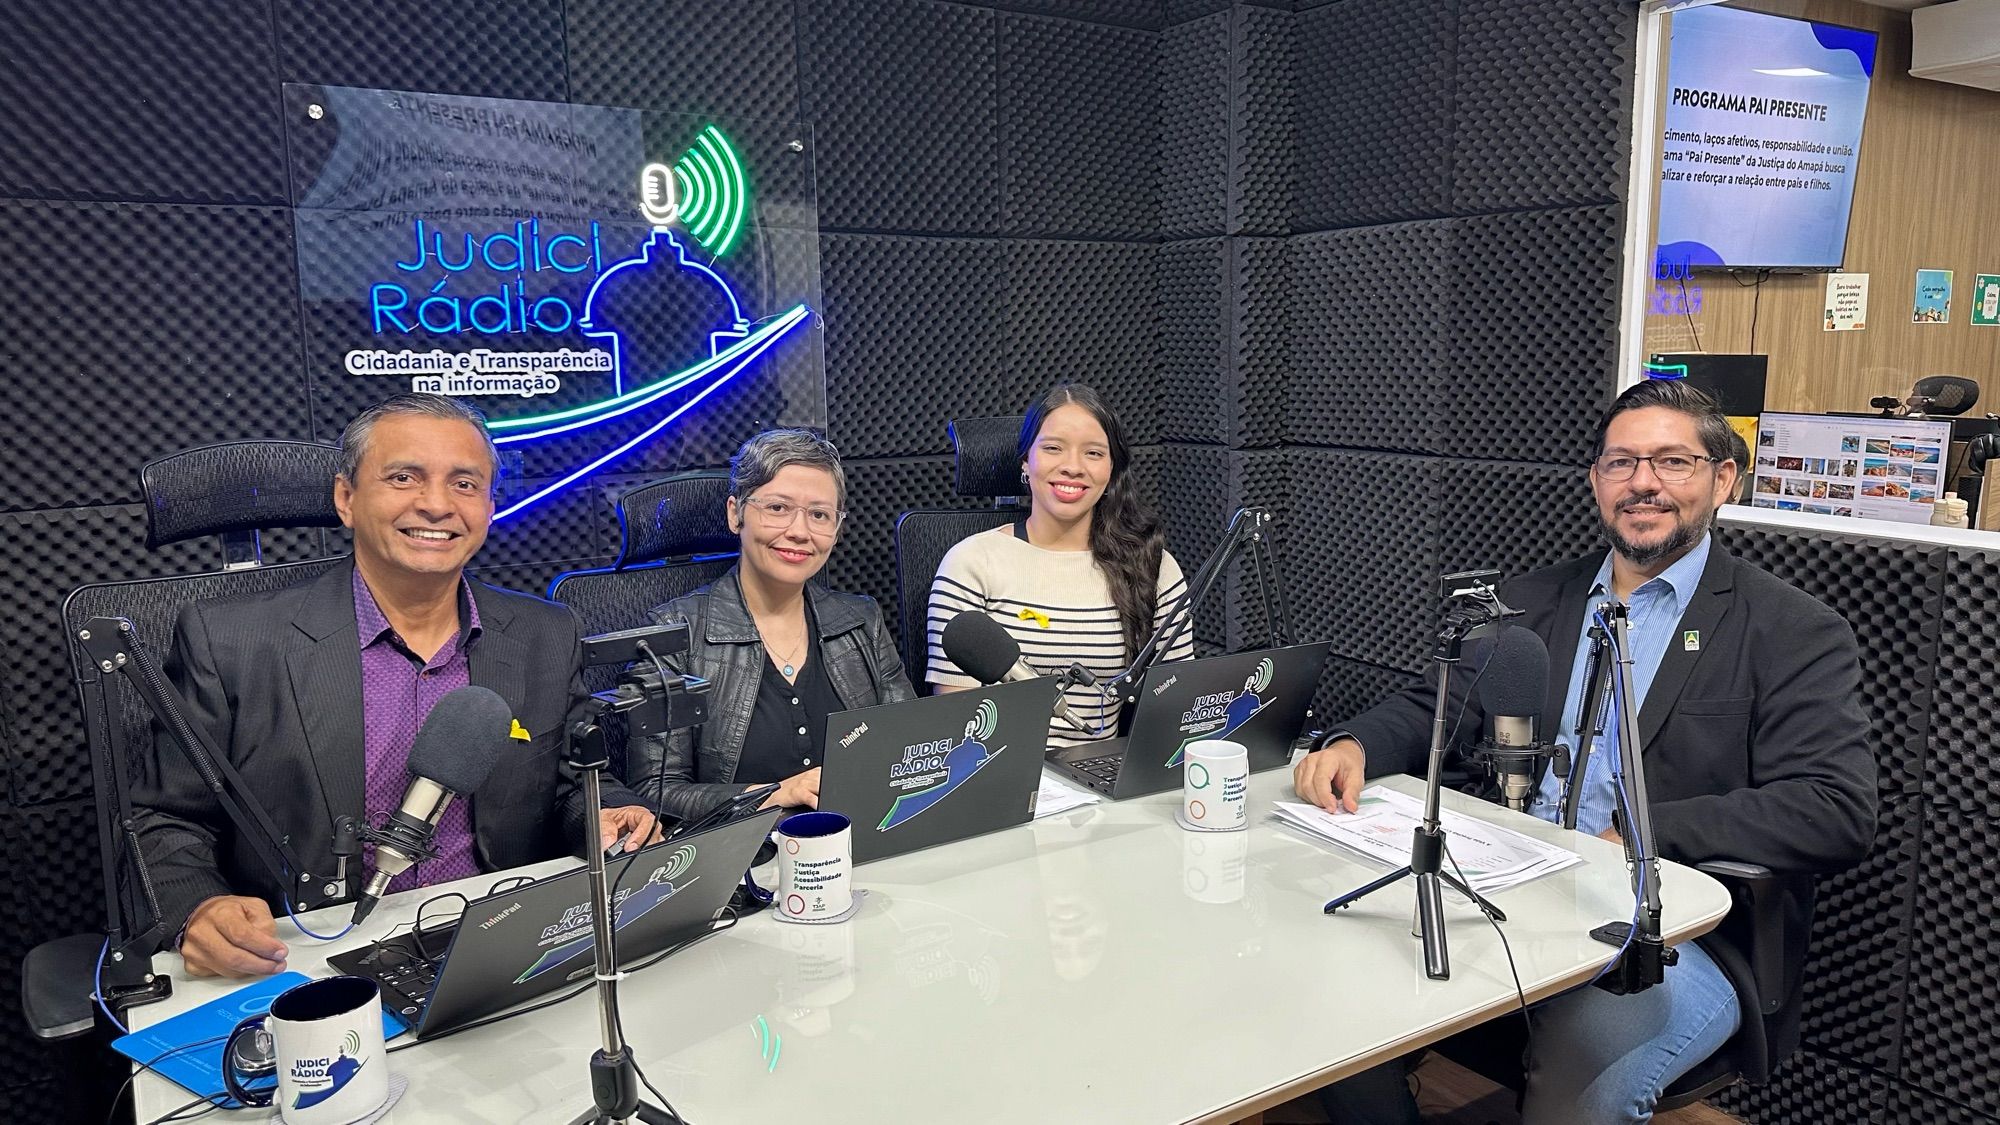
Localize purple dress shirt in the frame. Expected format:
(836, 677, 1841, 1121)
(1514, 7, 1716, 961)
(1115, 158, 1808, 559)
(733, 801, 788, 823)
(354, 569, 483, 893)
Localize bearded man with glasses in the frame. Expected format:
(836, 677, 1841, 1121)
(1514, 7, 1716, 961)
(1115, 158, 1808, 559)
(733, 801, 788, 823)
(1296, 379, 1876, 1125)
(628, 430, 913, 822)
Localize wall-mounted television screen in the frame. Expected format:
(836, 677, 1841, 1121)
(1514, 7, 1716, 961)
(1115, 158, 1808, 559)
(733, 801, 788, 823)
(1655, 6, 1878, 272)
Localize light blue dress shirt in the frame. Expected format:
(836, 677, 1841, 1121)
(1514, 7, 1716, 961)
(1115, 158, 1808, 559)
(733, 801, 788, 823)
(1526, 534, 1712, 835)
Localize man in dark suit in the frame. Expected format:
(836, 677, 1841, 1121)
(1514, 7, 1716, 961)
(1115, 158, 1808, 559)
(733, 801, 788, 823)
(133, 394, 661, 978)
(1295, 380, 1876, 1124)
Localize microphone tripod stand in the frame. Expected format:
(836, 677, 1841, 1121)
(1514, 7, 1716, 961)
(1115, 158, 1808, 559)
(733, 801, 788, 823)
(1564, 601, 1673, 994)
(567, 627, 707, 1125)
(1321, 574, 1513, 980)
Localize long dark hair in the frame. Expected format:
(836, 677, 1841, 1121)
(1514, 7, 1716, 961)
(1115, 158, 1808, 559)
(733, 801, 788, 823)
(1018, 384, 1166, 661)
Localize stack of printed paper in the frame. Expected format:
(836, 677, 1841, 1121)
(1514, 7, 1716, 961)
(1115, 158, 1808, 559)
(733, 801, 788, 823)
(1273, 785, 1581, 895)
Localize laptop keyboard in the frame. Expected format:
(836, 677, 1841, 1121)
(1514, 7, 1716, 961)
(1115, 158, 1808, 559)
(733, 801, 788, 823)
(1069, 753, 1123, 783)
(370, 955, 440, 1022)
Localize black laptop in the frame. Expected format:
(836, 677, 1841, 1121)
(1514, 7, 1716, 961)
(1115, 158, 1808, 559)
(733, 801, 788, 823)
(1046, 642, 1331, 799)
(328, 807, 781, 1037)
(816, 678, 1055, 864)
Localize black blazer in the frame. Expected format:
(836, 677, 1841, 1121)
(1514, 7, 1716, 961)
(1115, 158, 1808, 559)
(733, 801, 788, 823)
(1342, 544, 1877, 1080)
(130, 559, 645, 940)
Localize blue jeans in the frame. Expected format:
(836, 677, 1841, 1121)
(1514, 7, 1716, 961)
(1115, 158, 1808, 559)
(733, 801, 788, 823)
(1316, 941, 1740, 1125)
(1520, 939, 1741, 1125)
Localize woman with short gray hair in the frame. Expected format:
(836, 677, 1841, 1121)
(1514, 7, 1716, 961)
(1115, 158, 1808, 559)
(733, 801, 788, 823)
(629, 429, 913, 822)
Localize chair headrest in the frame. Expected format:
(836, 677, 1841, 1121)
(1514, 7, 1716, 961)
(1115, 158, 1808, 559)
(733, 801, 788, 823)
(1912, 375, 1979, 417)
(951, 416, 1028, 498)
(615, 472, 738, 566)
(141, 440, 345, 548)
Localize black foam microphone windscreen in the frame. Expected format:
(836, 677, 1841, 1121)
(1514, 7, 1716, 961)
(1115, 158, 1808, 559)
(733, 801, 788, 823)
(940, 611, 1022, 686)
(406, 685, 516, 793)
(1477, 625, 1550, 722)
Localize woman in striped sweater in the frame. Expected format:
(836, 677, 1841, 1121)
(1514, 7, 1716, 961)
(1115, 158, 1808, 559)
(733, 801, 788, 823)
(925, 384, 1192, 745)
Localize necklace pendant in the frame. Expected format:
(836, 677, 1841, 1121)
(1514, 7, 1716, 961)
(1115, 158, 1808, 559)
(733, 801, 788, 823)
(783, 663, 796, 677)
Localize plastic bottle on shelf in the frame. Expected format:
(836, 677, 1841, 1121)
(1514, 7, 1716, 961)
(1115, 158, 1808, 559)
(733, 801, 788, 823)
(1930, 492, 1970, 529)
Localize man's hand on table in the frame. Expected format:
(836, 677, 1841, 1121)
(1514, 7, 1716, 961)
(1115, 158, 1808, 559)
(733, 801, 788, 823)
(1293, 737, 1367, 814)
(181, 895, 288, 978)
(599, 805, 664, 853)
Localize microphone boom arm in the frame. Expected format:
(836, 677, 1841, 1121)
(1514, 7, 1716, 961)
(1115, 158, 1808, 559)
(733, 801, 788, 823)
(78, 618, 348, 963)
(1100, 507, 1295, 711)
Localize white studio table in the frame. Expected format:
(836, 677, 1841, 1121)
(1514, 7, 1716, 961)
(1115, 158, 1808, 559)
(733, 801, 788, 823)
(133, 770, 1730, 1125)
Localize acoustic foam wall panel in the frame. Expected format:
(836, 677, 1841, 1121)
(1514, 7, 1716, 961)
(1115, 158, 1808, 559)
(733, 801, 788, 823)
(1882, 1083, 2000, 1125)
(1449, 0, 1633, 214)
(1716, 526, 1943, 797)
(1436, 461, 1596, 583)
(1161, 239, 1234, 446)
(1160, 237, 1287, 449)
(1292, 0, 1457, 232)
(1223, 447, 1293, 652)
(1713, 1047, 1888, 1125)
(1005, 240, 1162, 445)
(799, 0, 1000, 235)
(1227, 6, 1294, 238)
(991, 0, 1165, 31)
(566, 0, 801, 123)
(1285, 221, 1450, 452)
(0, 508, 327, 805)
(475, 477, 621, 570)
(1441, 205, 1621, 466)
(1902, 803, 2000, 1116)
(1169, 0, 1289, 24)
(0, 0, 287, 206)
(1159, 13, 1232, 241)
(1793, 792, 1918, 1072)
(0, 200, 311, 512)
(1159, 444, 1234, 650)
(1228, 238, 1289, 448)
(273, 0, 568, 103)
(0, 799, 102, 1095)
(1928, 548, 2000, 812)
(1286, 450, 1442, 673)
(999, 14, 1159, 240)
(822, 235, 1012, 458)
(1311, 654, 1424, 735)
(821, 455, 970, 641)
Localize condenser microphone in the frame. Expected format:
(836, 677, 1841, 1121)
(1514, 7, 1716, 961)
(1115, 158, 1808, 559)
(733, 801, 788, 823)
(1473, 625, 1553, 813)
(352, 685, 516, 924)
(940, 611, 1094, 734)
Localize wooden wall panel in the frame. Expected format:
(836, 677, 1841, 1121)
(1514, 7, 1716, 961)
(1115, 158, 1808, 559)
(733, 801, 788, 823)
(1640, 0, 2000, 415)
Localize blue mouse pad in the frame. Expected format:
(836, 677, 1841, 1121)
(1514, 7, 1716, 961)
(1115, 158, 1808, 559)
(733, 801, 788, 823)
(112, 972, 408, 1102)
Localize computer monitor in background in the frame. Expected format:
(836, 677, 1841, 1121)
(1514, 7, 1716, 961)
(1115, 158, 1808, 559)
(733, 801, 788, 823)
(1751, 412, 1951, 525)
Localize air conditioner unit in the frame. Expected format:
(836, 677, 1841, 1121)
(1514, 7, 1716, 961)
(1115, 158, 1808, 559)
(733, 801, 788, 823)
(1911, 0, 2000, 91)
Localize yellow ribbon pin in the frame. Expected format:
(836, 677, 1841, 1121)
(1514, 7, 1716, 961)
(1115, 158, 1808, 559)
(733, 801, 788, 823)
(1017, 607, 1050, 629)
(509, 718, 532, 741)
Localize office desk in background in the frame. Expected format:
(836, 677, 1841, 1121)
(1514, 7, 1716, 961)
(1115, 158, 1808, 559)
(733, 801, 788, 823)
(132, 772, 1730, 1124)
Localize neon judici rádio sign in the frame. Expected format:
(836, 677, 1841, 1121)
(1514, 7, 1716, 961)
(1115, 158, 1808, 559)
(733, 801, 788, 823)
(341, 125, 815, 520)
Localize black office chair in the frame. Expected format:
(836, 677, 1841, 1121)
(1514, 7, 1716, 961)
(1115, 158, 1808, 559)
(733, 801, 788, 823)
(893, 416, 1028, 685)
(546, 471, 739, 691)
(22, 441, 347, 1043)
(1434, 860, 1791, 1110)
(1910, 375, 1980, 418)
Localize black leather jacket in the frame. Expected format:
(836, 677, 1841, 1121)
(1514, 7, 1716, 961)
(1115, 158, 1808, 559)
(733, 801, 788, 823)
(633, 566, 915, 822)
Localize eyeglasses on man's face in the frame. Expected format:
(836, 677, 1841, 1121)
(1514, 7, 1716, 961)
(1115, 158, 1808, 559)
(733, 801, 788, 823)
(1591, 453, 1721, 483)
(741, 494, 845, 534)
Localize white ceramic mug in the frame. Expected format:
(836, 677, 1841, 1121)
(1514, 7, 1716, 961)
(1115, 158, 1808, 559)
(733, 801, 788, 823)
(775, 810, 854, 922)
(1182, 739, 1250, 831)
(224, 975, 388, 1124)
